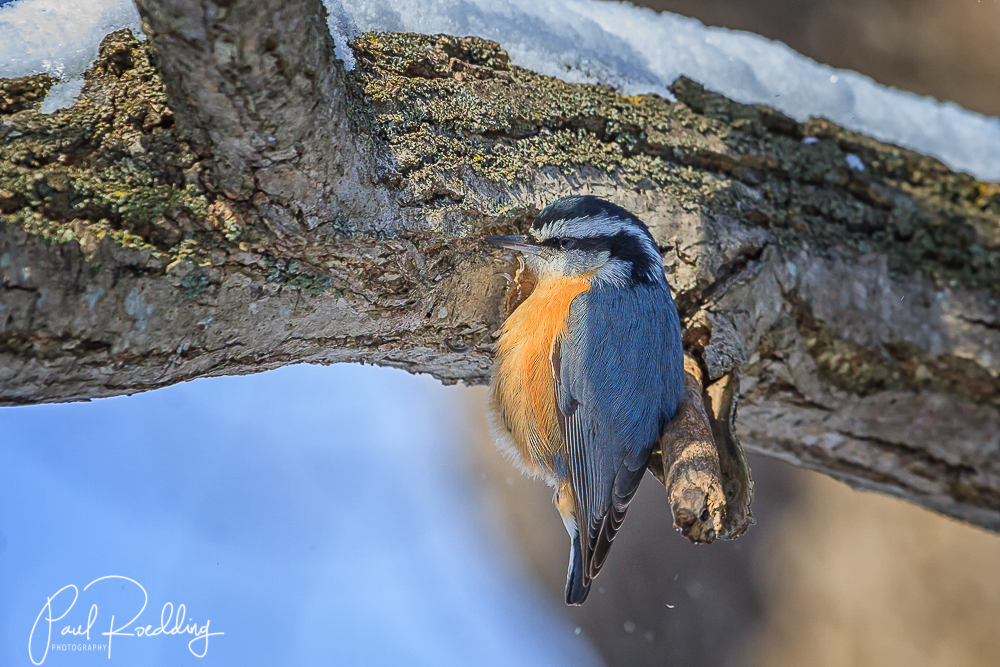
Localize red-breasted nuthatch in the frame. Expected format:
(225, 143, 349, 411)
(485, 195, 684, 605)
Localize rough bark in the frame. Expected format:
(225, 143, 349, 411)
(2, 0, 1000, 532)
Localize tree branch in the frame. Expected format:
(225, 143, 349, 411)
(2, 0, 999, 532)
(649, 354, 755, 544)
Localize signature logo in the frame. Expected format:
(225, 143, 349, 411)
(28, 575, 223, 664)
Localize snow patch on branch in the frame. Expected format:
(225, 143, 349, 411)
(329, 0, 1000, 182)
(0, 0, 140, 113)
(1, 0, 997, 181)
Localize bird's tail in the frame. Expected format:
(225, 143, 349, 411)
(565, 533, 591, 605)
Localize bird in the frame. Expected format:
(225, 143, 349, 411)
(484, 195, 685, 605)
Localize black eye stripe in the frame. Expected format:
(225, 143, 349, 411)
(533, 231, 659, 283)
(541, 237, 599, 250)
(569, 237, 607, 251)
(540, 236, 616, 251)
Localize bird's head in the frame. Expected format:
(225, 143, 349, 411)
(484, 195, 664, 286)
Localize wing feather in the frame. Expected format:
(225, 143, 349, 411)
(554, 281, 684, 587)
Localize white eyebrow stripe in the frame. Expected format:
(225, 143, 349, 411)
(539, 214, 652, 241)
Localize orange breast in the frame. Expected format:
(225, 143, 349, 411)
(492, 275, 591, 472)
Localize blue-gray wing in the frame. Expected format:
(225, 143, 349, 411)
(555, 281, 684, 582)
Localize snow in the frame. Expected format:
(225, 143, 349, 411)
(845, 153, 867, 172)
(0, 0, 998, 180)
(0, 0, 141, 113)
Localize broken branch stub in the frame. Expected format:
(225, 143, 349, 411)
(706, 369, 755, 538)
(650, 354, 754, 543)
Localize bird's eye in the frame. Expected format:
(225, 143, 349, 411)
(560, 238, 577, 250)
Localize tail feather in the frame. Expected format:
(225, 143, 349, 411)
(565, 533, 591, 605)
(587, 461, 647, 579)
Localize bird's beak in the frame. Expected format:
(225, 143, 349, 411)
(482, 235, 541, 255)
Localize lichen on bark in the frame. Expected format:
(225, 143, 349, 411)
(0, 31, 210, 260)
(350, 32, 1000, 293)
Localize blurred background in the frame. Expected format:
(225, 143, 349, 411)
(4, 364, 1000, 667)
(635, 0, 1000, 117)
(2, 1, 1000, 666)
(1, 366, 601, 666)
